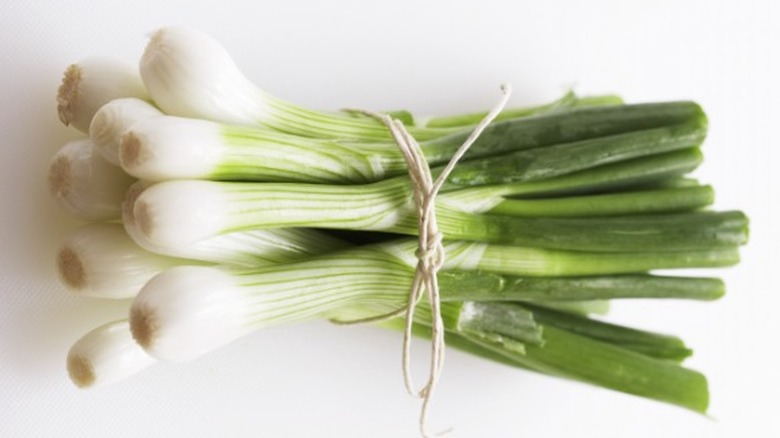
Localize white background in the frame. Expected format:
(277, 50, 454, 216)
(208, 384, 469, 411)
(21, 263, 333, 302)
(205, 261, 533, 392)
(0, 1, 777, 437)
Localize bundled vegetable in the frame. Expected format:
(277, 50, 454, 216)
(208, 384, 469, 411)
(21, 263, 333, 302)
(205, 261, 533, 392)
(49, 25, 747, 435)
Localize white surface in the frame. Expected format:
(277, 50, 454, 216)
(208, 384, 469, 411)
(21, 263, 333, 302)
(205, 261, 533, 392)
(0, 1, 777, 437)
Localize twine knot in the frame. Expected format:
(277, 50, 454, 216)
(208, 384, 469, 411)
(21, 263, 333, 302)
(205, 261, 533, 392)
(416, 234, 444, 268)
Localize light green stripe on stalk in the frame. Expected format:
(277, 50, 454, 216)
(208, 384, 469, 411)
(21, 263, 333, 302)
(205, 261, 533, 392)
(473, 243, 740, 276)
(217, 125, 401, 182)
(262, 93, 454, 142)
(221, 178, 412, 231)
(488, 185, 714, 217)
(534, 300, 611, 316)
(230, 248, 414, 327)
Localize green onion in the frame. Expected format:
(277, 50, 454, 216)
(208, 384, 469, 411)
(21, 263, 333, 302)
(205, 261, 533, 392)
(118, 109, 706, 185)
(128, 239, 734, 361)
(48, 138, 135, 221)
(126, 247, 715, 410)
(57, 57, 149, 133)
(58, 221, 353, 299)
(67, 224, 728, 302)
(124, 177, 747, 253)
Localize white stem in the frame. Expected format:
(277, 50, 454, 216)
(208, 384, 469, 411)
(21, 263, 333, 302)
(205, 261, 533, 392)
(67, 320, 156, 388)
(90, 98, 163, 165)
(130, 253, 411, 361)
(125, 178, 412, 251)
(48, 138, 136, 221)
(122, 181, 348, 267)
(123, 240, 506, 362)
(57, 57, 149, 133)
(120, 115, 393, 183)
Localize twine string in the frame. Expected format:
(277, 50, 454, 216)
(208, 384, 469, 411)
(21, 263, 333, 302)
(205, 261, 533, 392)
(331, 84, 512, 437)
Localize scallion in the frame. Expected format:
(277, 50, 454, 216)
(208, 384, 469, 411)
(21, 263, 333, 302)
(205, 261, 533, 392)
(124, 177, 747, 253)
(129, 239, 734, 361)
(117, 107, 706, 184)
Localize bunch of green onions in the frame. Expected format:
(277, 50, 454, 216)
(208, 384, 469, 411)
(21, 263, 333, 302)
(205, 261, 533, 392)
(50, 25, 746, 428)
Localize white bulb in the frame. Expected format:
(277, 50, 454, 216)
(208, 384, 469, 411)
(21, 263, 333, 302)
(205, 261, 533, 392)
(131, 180, 230, 250)
(130, 266, 250, 361)
(48, 138, 135, 221)
(57, 57, 149, 133)
(120, 115, 224, 180)
(90, 98, 163, 165)
(67, 320, 156, 388)
(121, 181, 347, 266)
(57, 223, 186, 299)
(140, 26, 271, 125)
